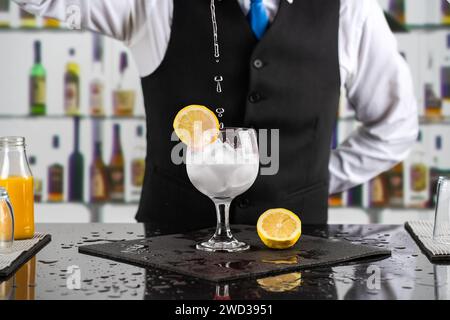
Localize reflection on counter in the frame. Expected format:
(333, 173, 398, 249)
(0, 257, 36, 300)
(257, 272, 302, 293)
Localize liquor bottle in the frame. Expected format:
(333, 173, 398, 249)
(90, 122, 109, 202)
(443, 0, 450, 24)
(68, 117, 84, 202)
(64, 48, 81, 116)
(425, 83, 443, 121)
(28, 156, 43, 203)
(425, 52, 443, 121)
(48, 136, 64, 202)
(408, 132, 429, 208)
(30, 41, 46, 116)
(389, 0, 405, 24)
(328, 124, 343, 207)
(109, 124, 125, 202)
(0, 0, 10, 27)
(386, 163, 404, 207)
(347, 185, 363, 207)
(130, 125, 146, 201)
(370, 174, 388, 208)
(441, 34, 450, 111)
(113, 52, 136, 116)
(20, 9, 36, 28)
(90, 34, 105, 116)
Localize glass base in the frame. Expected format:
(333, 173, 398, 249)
(196, 239, 250, 253)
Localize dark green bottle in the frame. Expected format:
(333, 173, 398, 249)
(68, 117, 84, 201)
(30, 40, 46, 115)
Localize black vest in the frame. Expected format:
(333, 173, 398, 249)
(137, 0, 341, 232)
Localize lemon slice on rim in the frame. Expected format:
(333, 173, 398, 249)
(173, 105, 220, 148)
(257, 208, 302, 249)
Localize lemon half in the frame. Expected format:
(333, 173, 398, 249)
(257, 208, 302, 249)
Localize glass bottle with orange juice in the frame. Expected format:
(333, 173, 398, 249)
(0, 137, 35, 240)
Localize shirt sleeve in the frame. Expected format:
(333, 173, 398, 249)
(329, 0, 419, 194)
(11, 0, 150, 44)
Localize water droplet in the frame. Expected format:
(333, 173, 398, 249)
(38, 259, 59, 265)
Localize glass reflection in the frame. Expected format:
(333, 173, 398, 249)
(0, 257, 36, 300)
(14, 257, 36, 300)
(434, 265, 450, 300)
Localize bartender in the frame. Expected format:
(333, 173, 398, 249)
(15, 0, 418, 231)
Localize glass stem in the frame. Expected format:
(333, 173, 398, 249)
(212, 200, 234, 242)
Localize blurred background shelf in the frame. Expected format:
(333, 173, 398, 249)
(0, 0, 449, 225)
(408, 24, 450, 31)
(338, 116, 450, 125)
(0, 27, 84, 33)
(0, 114, 146, 120)
(35, 201, 140, 223)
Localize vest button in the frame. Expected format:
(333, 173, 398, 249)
(253, 59, 264, 69)
(249, 92, 262, 103)
(238, 198, 251, 209)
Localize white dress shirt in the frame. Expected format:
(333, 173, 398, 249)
(14, 0, 419, 194)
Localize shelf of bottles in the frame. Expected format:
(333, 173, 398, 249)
(0, 1, 146, 218)
(2, 0, 450, 219)
(327, 1, 450, 213)
(24, 34, 145, 210)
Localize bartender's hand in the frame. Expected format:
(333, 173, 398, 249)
(329, 0, 419, 194)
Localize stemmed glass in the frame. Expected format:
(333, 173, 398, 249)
(433, 176, 450, 244)
(186, 128, 259, 252)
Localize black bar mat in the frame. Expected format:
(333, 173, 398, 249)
(405, 221, 450, 263)
(0, 234, 51, 279)
(79, 225, 391, 282)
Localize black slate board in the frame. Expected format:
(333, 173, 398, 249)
(0, 234, 51, 279)
(79, 226, 391, 282)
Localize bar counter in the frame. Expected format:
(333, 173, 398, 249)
(0, 223, 447, 300)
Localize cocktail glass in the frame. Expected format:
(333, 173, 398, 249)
(186, 128, 259, 252)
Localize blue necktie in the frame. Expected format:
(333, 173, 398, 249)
(248, 0, 269, 40)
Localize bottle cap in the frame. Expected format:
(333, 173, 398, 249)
(93, 34, 103, 62)
(136, 125, 144, 137)
(52, 135, 60, 149)
(34, 40, 42, 63)
(0, 137, 25, 147)
(119, 52, 128, 74)
(29, 156, 37, 165)
(436, 136, 442, 150)
(113, 124, 121, 136)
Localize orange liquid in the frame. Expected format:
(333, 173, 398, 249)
(0, 176, 35, 240)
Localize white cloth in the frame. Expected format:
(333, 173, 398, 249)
(13, 0, 419, 194)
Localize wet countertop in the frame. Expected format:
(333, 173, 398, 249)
(1, 223, 449, 300)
